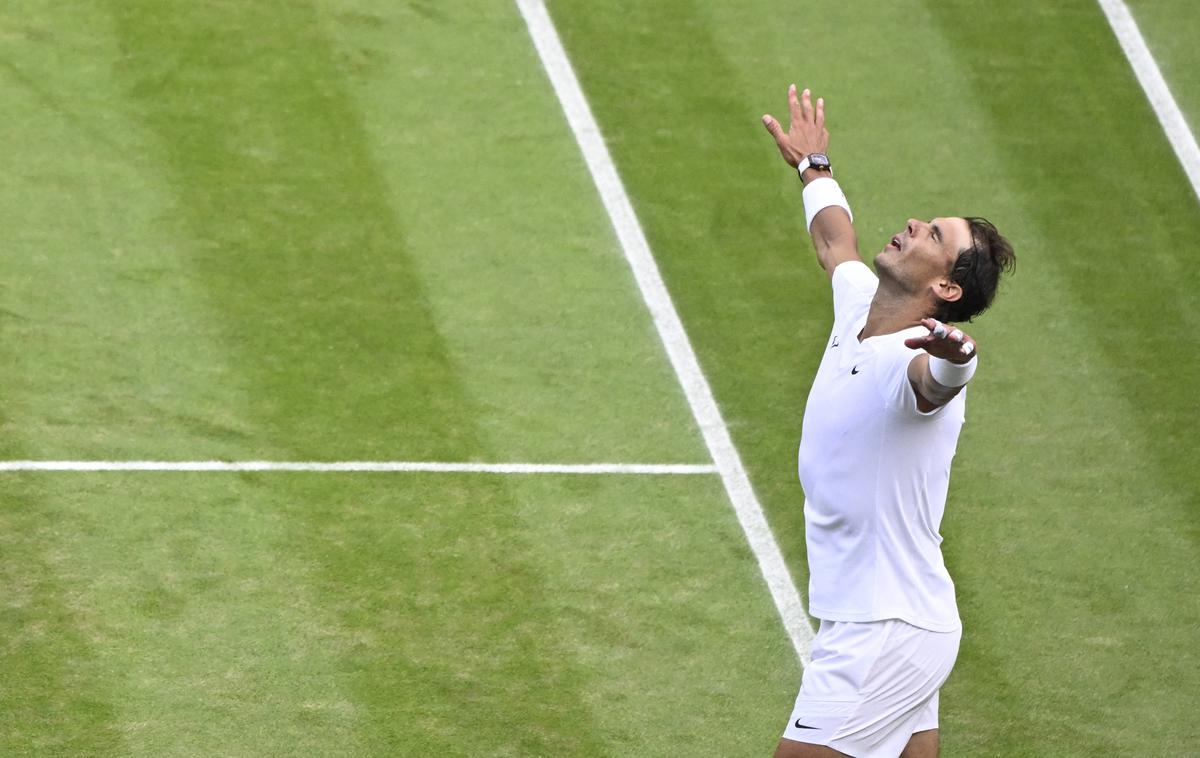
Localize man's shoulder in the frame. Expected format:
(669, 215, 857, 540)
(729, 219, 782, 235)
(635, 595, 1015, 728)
(831, 260, 877, 291)
(831, 261, 877, 323)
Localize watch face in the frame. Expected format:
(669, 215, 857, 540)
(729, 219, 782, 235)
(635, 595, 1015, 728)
(809, 154, 830, 168)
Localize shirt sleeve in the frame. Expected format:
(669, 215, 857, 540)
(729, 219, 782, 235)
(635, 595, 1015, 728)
(873, 329, 951, 418)
(830, 260, 878, 325)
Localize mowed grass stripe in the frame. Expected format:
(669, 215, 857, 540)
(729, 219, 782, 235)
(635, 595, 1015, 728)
(548, 0, 1199, 754)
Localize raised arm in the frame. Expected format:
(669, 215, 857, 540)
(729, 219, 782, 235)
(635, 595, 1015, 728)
(763, 85, 863, 278)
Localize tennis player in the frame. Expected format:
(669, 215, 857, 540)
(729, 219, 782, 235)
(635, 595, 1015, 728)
(761, 85, 1015, 757)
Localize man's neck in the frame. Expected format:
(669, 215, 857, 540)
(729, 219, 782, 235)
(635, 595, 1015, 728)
(858, 280, 929, 341)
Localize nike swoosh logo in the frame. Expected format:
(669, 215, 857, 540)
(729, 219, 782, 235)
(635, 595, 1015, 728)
(793, 719, 818, 729)
(851, 366, 860, 375)
(831, 336, 839, 348)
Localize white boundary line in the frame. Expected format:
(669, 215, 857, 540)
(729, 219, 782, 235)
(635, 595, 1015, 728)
(1098, 0, 1200, 204)
(0, 460, 717, 474)
(515, 0, 814, 663)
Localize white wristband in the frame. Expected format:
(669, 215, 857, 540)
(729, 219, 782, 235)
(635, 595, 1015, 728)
(929, 354, 978, 388)
(801, 176, 853, 233)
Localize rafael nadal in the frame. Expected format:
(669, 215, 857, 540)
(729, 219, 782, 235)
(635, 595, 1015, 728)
(761, 85, 1015, 758)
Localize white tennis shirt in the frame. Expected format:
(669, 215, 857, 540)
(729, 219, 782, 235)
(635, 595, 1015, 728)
(798, 260, 964, 633)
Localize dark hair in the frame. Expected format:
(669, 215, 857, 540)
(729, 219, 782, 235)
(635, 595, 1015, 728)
(932, 217, 1016, 323)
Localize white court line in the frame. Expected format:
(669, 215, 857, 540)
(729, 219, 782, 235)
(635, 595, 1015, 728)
(515, 0, 814, 664)
(1098, 0, 1200, 204)
(0, 460, 718, 474)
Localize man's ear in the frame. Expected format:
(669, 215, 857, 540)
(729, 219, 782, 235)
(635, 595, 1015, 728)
(934, 278, 963, 304)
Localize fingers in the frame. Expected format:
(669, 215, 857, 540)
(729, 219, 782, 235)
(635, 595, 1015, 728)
(769, 84, 825, 164)
(932, 320, 952, 339)
(761, 114, 796, 165)
(761, 114, 785, 144)
(903, 334, 934, 349)
(920, 318, 954, 340)
(918, 318, 977, 357)
(788, 84, 822, 125)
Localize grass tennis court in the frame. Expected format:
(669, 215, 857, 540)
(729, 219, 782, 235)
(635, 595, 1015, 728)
(1, 0, 1197, 755)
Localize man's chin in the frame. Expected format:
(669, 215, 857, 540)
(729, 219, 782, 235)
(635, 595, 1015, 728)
(874, 251, 896, 274)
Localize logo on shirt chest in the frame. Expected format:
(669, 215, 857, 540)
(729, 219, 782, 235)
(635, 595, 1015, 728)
(830, 336, 839, 348)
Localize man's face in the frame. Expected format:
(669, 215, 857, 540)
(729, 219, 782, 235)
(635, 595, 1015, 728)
(875, 217, 973, 296)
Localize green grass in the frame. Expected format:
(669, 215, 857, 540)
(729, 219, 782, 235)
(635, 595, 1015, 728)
(1, 473, 796, 756)
(1, 0, 1197, 755)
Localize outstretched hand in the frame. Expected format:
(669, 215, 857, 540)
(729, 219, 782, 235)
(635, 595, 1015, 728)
(762, 84, 829, 168)
(904, 318, 978, 363)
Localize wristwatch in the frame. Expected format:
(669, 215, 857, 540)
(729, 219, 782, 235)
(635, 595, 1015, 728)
(797, 153, 832, 177)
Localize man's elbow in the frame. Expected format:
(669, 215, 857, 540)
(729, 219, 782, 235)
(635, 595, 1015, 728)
(917, 377, 963, 410)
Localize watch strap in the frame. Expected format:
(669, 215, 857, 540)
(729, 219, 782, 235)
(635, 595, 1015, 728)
(797, 154, 833, 177)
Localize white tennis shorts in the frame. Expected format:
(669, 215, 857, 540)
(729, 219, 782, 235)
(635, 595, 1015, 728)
(782, 618, 961, 757)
